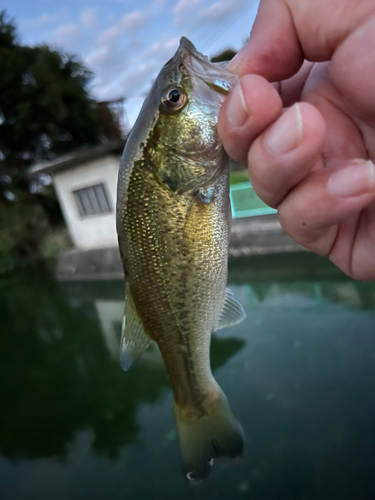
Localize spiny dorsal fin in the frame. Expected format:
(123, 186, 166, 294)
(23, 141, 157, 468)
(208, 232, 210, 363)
(215, 288, 246, 332)
(120, 288, 152, 371)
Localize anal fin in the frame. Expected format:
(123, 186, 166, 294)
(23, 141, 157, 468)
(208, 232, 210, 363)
(215, 288, 246, 332)
(120, 288, 152, 371)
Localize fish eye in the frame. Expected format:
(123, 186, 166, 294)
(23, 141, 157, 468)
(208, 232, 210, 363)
(168, 89, 180, 102)
(161, 86, 187, 113)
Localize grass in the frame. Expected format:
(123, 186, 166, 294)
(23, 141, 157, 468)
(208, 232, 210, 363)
(229, 168, 276, 215)
(230, 168, 249, 185)
(231, 186, 272, 213)
(41, 227, 72, 259)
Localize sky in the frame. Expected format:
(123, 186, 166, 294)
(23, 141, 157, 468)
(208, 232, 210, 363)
(3, 0, 259, 127)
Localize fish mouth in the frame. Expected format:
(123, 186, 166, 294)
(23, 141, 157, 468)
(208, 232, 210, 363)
(175, 37, 210, 75)
(172, 37, 238, 96)
(177, 37, 204, 59)
(163, 37, 205, 74)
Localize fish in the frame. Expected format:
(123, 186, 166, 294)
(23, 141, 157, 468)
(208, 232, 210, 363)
(116, 37, 245, 482)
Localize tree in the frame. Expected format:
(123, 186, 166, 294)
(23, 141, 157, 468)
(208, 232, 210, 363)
(211, 48, 237, 63)
(0, 11, 100, 176)
(0, 11, 102, 264)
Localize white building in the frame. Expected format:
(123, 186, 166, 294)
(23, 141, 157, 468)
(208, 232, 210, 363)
(31, 140, 300, 281)
(32, 140, 125, 250)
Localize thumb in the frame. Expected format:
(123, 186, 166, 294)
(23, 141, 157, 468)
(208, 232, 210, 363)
(229, 0, 374, 82)
(228, 0, 303, 81)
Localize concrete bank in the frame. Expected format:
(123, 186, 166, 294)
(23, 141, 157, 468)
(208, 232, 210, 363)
(57, 214, 305, 281)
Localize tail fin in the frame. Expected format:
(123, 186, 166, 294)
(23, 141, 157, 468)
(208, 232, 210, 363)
(174, 391, 244, 482)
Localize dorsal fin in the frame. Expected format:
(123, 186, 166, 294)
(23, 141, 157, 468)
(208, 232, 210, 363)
(215, 288, 246, 332)
(120, 288, 152, 371)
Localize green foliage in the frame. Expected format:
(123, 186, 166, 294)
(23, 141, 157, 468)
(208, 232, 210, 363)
(0, 10, 101, 266)
(0, 189, 48, 259)
(41, 227, 72, 260)
(0, 10, 17, 48)
(230, 169, 250, 185)
(0, 12, 99, 171)
(211, 48, 237, 63)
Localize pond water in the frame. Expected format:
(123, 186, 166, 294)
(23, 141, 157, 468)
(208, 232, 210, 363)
(1, 253, 375, 500)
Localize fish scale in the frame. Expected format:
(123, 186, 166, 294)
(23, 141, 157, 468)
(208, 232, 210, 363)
(117, 37, 245, 481)
(123, 161, 228, 397)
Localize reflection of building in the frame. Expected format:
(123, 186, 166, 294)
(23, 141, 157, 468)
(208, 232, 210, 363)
(94, 299, 163, 365)
(95, 300, 123, 359)
(32, 140, 125, 250)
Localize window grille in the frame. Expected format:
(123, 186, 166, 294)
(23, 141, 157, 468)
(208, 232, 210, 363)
(73, 183, 112, 217)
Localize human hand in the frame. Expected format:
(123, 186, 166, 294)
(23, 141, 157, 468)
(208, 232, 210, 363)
(218, 0, 375, 280)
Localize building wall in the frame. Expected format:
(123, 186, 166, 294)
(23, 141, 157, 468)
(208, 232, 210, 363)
(54, 155, 120, 249)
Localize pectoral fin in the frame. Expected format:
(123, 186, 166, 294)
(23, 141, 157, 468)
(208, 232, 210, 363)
(120, 289, 152, 371)
(215, 288, 246, 332)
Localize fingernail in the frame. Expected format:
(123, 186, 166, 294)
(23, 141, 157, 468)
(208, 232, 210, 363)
(265, 103, 303, 155)
(226, 82, 249, 128)
(328, 160, 375, 198)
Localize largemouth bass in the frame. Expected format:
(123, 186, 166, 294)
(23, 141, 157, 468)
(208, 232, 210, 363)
(116, 37, 245, 481)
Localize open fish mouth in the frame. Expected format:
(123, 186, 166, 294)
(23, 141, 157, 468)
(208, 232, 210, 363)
(179, 37, 237, 95)
(165, 37, 238, 97)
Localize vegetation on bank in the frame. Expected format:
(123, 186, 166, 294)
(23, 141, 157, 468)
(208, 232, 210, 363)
(0, 10, 121, 272)
(0, 11, 241, 274)
(230, 169, 250, 185)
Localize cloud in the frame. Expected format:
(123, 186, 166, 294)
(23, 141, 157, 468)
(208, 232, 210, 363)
(53, 24, 81, 48)
(119, 62, 160, 96)
(81, 8, 98, 28)
(127, 39, 144, 52)
(85, 29, 157, 100)
(89, 36, 179, 103)
(93, 82, 123, 101)
(199, 2, 231, 23)
(99, 26, 119, 44)
(20, 11, 68, 30)
(144, 38, 179, 60)
(121, 12, 147, 31)
(99, 11, 148, 43)
(85, 45, 116, 69)
(85, 43, 130, 91)
(24, 13, 51, 28)
(173, 0, 202, 14)
(198, 0, 250, 24)
(118, 38, 179, 96)
(174, 0, 251, 28)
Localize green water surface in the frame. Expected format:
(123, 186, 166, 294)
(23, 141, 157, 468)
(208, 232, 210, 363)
(1, 253, 375, 500)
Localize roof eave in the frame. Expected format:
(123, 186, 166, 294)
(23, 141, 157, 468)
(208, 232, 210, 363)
(31, 139, 126, 175)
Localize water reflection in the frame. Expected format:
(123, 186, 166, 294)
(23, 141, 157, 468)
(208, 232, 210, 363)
(1, 253, 375, 500)
(0, 269, 244, 461)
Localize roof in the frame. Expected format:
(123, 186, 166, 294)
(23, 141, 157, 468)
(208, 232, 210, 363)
(31, 139, 126, 175)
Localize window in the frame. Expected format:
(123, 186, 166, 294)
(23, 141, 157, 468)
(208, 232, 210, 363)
(73, 183, 112, 217)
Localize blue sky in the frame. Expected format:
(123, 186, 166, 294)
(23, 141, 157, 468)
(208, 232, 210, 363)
(3, 0, 259, 126)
